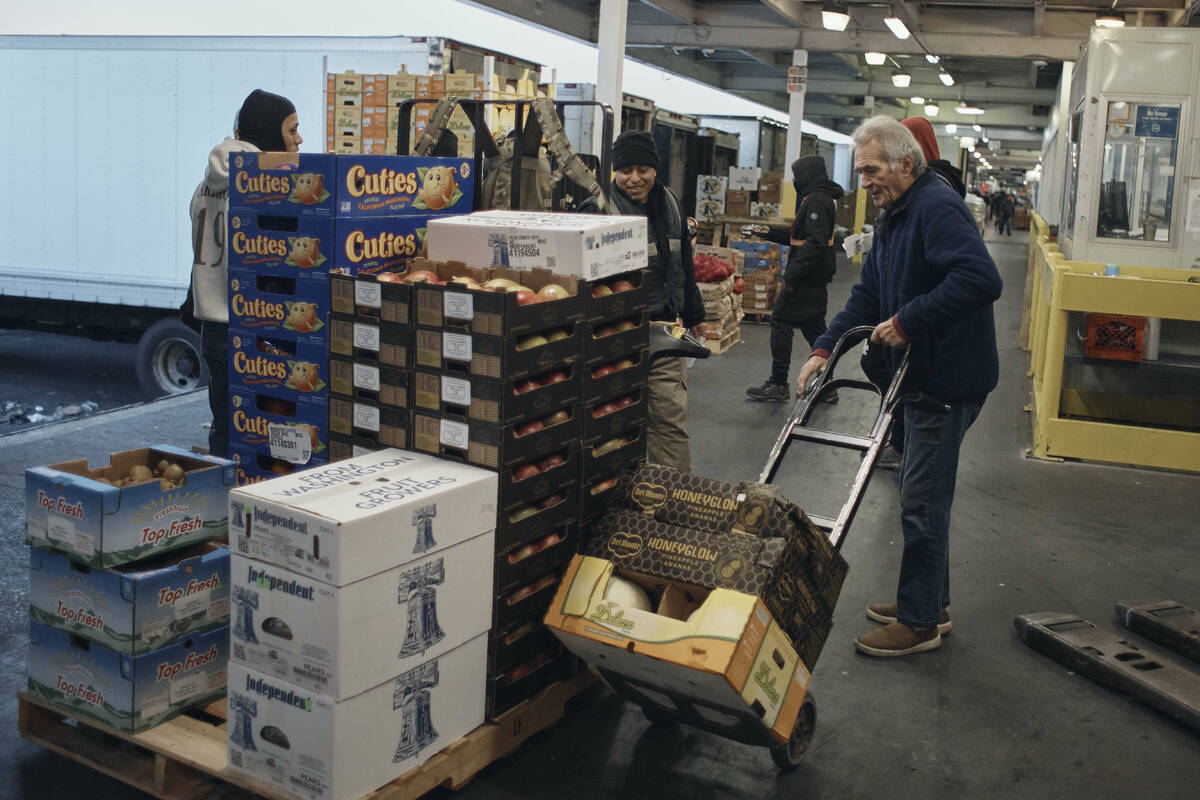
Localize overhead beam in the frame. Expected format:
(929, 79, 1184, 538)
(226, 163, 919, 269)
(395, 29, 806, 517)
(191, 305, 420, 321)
(629, 47, 734, 89)
(638, 0, 699, 23)
(724, 76, 1058, 104)
(756, 0, 805, 27)
(460, 0, 596, 43)
(799, 101, 1048, 127)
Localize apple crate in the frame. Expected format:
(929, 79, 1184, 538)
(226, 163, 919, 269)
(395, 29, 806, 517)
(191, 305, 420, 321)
(583, 310, 651, 365)
(329, 269, 411, 324)
(584, 269, 650, 324)
(579, 463, 640, 525)
(411, 406, 581, 471)
(328, 355, 410, 407)
(494, 522, 577, 596)
(328, 312, 410, 368)
(327, 395, 409, 449)
(412, 323, 584, 383)
(581, 423, 647, 481)
(326, 432, 385, 462)
(486, 647, 573, 720)
(411, 260, 586, 337)
(583, 386, 648, 443)
(411, 365, 581, 428)
(500, 444, 579, 517)
(496, 480, 578, 556)
(583, 348, 651, 404)
(1083, 313, 1146, 362)
(489, 618, 562, 676)
(493, 565, 566, 632)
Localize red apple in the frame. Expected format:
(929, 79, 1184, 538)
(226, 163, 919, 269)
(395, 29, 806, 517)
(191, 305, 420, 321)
(449, 276, 480, 288)
(537, 283, 570, 301)
(402, 269, 441, 284)
(544, 328, 570, 343)
(615, 396, 634, 409)
(613, 358, 635, 371)
(507, 583, 536, 604)
(591, 364, 615, 378)
(507, 543, 537, 564)
(612, 279, 635, 293)
(537, 454, 565, 471)
(593, 402, 619, 418)
(543, 410, 569, 426)
(537, 532, 563, 550)
(595, 325, 618, 339)
(513, 379, 540, 395)
(515, 420, 545, 437)
(615, 319, 637, 333)
(533, 574, 558, 592)
(508, 506, 538, 523)
(514, 289, 538, 306)
(505, 662, 535, 683)
(590, 478, 618, 495)
(536, 494, 564, 510)
(592, 284, 613, 299)
(376, 272, 403, 283)
(542, 371, 568, 384)
(513, 463, 541, 482)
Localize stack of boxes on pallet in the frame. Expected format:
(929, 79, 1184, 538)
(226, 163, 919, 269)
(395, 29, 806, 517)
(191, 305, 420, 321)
(225, 451, 497, 800)
(24, 447, 235, 732)
(692, 245, 743, 351)
(730, 238, 787, 318)
(726, 166, 786, 219)
(694, 174, 728, 223)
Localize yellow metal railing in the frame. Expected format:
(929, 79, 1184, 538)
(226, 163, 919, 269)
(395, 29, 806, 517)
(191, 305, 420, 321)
(1023, 211, 1200, 472)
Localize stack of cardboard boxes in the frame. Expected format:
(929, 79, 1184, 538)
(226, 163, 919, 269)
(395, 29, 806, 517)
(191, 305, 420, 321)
(752, 171, 784, 218)
(225, 450, 498, 800)
(25, 447, 235, 732)
(724, 167, 785, 219)
(694, 174, 727, 222)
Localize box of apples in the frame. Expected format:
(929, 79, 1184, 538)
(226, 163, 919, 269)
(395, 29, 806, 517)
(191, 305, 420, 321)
(581, 423, 646, 481)
(495, 524, 577, 600)
(412, 322, 584, 384)
(584, 310, 651, 366)
(327, 394, 409, 450)
(486, 646, 573, 720)
(585, 269, 650, 325)
(330, 269, 411, 325)
(583, 349, 651, 405)
(411, 363, 581, 429)
(583, 386, 648, 444)
(493, 563, 567, 632)
(411, 401, 581, 472)
(328, 312, 411, 369)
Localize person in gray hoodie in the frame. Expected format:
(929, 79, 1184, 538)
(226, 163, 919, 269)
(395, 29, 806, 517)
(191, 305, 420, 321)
(190, 89, 301, 456)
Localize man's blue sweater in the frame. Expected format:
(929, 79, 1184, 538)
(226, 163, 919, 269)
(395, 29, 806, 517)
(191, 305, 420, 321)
(814, 170, 1003, 402)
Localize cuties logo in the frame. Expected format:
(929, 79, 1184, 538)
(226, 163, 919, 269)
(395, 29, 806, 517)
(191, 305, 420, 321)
(230, 291, 286, 324)
(344, 229, 424, 264)
(345, 164, 418, 198)
(230, 216, 289, 260)
(231, 347, 289, 382)
(234, 170, 290, 197)
(285, 237, 326, 269)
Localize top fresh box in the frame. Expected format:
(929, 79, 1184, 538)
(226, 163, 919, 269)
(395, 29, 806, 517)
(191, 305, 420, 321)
(228, 153, 473, 218)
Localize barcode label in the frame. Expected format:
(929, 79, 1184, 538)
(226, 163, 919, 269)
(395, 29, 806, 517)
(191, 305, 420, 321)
(268, 424, 313, 464)
(355, 281, 382, 308)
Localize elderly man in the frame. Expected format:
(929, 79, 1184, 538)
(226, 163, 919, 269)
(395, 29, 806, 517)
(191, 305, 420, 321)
(796, 116, 1002, 657)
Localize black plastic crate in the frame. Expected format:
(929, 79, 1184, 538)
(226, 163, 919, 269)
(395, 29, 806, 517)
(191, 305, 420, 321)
(412, 262, 586, 337)
(584, 310, 651, 365)
(488, 620, 561, 676)
(328, 312, 410, 368)
(495, 522, 577, 596)
(485, 648, 572, 720)
(583, 269, 650, 324)
(581, 423, 647, 480)
(411, 407, 581, 471)
(411, 366, 581, 428)
(500, 444, 579, 513)
(582, 386, 648, 443)
(330, 270, 412, 324)
(583, 348, 651, 404)
(412, 324, 583, 383)
(327, 432, 386, 462)
(328, 356, 410, 408)
(492, 566, 565, 632)
(328, 395, 409, 448)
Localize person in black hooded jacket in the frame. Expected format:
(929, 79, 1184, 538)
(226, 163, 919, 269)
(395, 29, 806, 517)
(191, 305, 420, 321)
(746, 156, 844, 403)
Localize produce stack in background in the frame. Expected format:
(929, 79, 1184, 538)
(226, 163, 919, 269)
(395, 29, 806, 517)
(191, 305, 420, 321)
(729, 238, 785, 319)
(692, 245, 742, 351)
(24, 446, 235, 732)
(694, 174, 727, 223)
(726, 166, 786, 219)
(226, 451, 498, 800)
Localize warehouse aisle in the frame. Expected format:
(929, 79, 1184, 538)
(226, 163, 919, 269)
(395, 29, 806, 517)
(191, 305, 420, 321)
(1, 230, 1198, 799)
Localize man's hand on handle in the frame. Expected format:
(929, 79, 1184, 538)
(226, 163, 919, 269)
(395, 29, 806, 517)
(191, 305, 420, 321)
(871, 317, 907, 348)
(795, 354, 829, 398)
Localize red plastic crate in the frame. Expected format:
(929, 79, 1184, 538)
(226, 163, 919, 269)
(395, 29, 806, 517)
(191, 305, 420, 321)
(1083, 313, 1145, 362)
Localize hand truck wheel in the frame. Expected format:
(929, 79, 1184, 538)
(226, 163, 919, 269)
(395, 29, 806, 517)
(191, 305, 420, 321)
(770, 692, 816, 771)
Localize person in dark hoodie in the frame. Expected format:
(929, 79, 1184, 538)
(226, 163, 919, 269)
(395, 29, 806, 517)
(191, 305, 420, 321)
(579, 131, 705, 471)
(190, 89, 301, 457)
(901, 116, 965, 198)
(746, 156, 844, 403)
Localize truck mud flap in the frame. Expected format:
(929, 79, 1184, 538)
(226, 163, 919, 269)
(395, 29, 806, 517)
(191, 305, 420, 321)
(1116, 601, 1200, 665)
(1014, 612, 1200, 734)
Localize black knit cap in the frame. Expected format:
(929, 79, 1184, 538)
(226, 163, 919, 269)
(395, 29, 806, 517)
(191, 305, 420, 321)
(612, 131, 660, 171)
(236, 89, 297, 152)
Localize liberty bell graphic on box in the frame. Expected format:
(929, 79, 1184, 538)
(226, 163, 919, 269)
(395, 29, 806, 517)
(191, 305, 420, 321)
(398, 558, 446, 657)
(392, 660, 440, 763)
(412, 504, 437, 554)
(488, 233, 510, 267)
(229, 692, 258, 751)
(233, 586, 260, 645)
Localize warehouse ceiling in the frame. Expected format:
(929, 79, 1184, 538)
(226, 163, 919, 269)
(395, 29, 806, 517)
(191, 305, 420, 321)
(466, 0, 1200, 180)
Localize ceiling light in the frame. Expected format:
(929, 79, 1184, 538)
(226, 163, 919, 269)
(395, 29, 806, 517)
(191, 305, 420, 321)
(865, 51, 887, 66)
(892, 72, 912, 88)
(981, 136, 989, 143)
(925, 54, 940, 64)
(910, 96, 925, 105)
(945, 123, 958, 134)
(822, 1, 851, 31)
(938, 70, 955, 86)
(960, 136, 976, 148)
(957, 103, 986, 115)
(973, 123, 983, 131)
(884, 15, 911, 40)
(1095, 13, 1125, 28)
(925, 104, 940, 116)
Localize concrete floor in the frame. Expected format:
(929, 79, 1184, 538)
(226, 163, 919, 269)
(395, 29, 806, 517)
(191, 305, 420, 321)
(1, 229, 1198, 799)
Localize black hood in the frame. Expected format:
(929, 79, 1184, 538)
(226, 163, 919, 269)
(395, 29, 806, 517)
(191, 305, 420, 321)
(792, 156, 844, 201)
(928, 159, 967, 198)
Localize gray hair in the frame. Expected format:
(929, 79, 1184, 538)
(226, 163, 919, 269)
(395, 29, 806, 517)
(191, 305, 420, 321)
(852, 116, 927, 178)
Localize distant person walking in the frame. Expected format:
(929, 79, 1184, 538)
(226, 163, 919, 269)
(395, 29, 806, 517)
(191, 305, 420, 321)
(996, 192, 1014, 236)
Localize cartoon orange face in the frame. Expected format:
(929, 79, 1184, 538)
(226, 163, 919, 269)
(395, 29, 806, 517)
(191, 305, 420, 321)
(290, 173, 326, 206)
(288, 237, 322, 268)
(288, 361, 321, 392)
(419, 166, 458, 211)
(286, 302, 318, 333)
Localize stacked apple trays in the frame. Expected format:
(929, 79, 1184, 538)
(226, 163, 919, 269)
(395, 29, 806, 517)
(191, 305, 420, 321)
(225, 451, 499, 800)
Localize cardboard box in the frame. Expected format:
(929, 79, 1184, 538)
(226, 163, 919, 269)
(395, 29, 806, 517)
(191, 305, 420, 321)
(725, 189, 751, 218)
(329, 270, 411, 324)
(693, 245, 744, 274)
(386, 68, 417, 101)
(326, 93, 363, 109)
(728, 166, 761, 191)
(228, 152, 337, 216)
(335, 155, 473, 218)
(333, 216, 432, 276)
(227, 268, 329, 343)
(230, 529, 494, 699)
(226, 635, 487, 800)
(25, 447, 234, 568)
(445, 70, 477, 95)
(757, 188, 781, 205)
(329, 312, 410, 369)
(729, 239, 788, 273)
(412, 324, 584, 383)
(427, 211, 649, 281)
(228, 386, 329, 468)
(329, 136, 361, 155)
(27, 620, 228, 732)
(360, 107, 390, 140)
(758, 172, 783, 193)
(695, 196, 725, 222)
(227, 330, 330, 407)
(696, 175, 728, 200)
(362, 75, 388, 106)
(544, 555, 811, 746)
(361, 138, 392, 155)
(29, 543, 229, 654)
(226, 212, 336, 275)
(750, 202, 782, 219)
(328, 71, 363, 95)
(327, 395, 410, 450)
(227, 449, 498, 586)
(327, 105, 362, 138)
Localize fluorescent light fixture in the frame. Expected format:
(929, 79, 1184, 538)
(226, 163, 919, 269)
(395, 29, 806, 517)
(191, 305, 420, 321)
(960, 136, 976, 148)
(892, 72, 912, 88)
(957, 103, 986, 115)
(981, 136, 989, 143)
(973, 123, 983, 132)
(939, 70, 955, 86)
(925, 104, 940, 116)
(925, 54, 940, 64)
(822, 1, 851, 31)
(910, 96, 925, 105)
(864, 51, 887, 66)
(945, 123, 958, 134)
(1095, 13, 1125, 28)
(884, 15, 911, 40)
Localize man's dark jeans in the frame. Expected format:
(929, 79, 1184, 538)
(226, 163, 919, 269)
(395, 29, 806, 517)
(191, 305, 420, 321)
(201, 321, 229, 458)
(769, 315, 827, 386)
(895, 396, 984, 629)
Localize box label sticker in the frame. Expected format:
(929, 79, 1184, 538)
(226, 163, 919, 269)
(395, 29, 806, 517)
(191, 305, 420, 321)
(353, 322, 381, 352)
(27, 516, 47, 540)
(169, 669, 212, 705)
(444, 291, 474, 320)
(441, 376, 471, 406)
(47, 516, 75, 544)
(141, 690, 169, 721)
(355, 281, 382, 308)
(74, 531, 96, 557)
(354, 402, 381, 432)
(440, 419, 469, 449)
(269, 424, 313, 464)
(354, 363, 381, 391)
(507, 232, 555, 270)
(175, 587, 210, 620)
(442, 332, 472, 362)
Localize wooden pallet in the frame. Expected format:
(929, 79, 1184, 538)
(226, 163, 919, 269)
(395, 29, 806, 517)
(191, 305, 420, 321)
(18, 672, 595, 800)
(743, 310, 773, 324)
(703, 326, 742, 355)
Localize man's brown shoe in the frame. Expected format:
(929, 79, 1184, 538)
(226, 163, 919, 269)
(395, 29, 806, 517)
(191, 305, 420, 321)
(866, 602, 952, 635)
(854, 621, 941, 657)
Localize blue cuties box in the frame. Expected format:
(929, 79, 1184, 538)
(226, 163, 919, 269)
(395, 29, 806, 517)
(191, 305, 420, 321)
(333, 216, 432, 276)
(229, 152, 337, 216)
(227, 268, 329, 343)
(335, 155, 473, 217)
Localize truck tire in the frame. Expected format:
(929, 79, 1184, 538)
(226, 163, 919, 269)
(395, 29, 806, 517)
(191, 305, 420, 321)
(136, 317, 208, 397)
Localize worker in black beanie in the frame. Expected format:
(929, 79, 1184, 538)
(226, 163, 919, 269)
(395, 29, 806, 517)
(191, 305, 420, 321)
(235, 89, 301, 153)
(580, 130, 704, 472)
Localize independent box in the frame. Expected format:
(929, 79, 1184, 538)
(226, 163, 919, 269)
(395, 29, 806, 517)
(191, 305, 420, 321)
(29, 543, 229, 655)
(334, 155, 473, 218)
(227, 449, 497, 586)
(544, 555, 811, 747)
(427, 210, 648, 281)
(229, 529, 494, 699)
(228, 385, 329, 468)
(26, 620, 229, 733)
(228, 152, 337, 216)
(226, 635, 487, 800)
(226, 211, 336, 276)
(227, 268, 330, 344)
(333, 216, 432, 276)
(25, 446, 234, 569)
